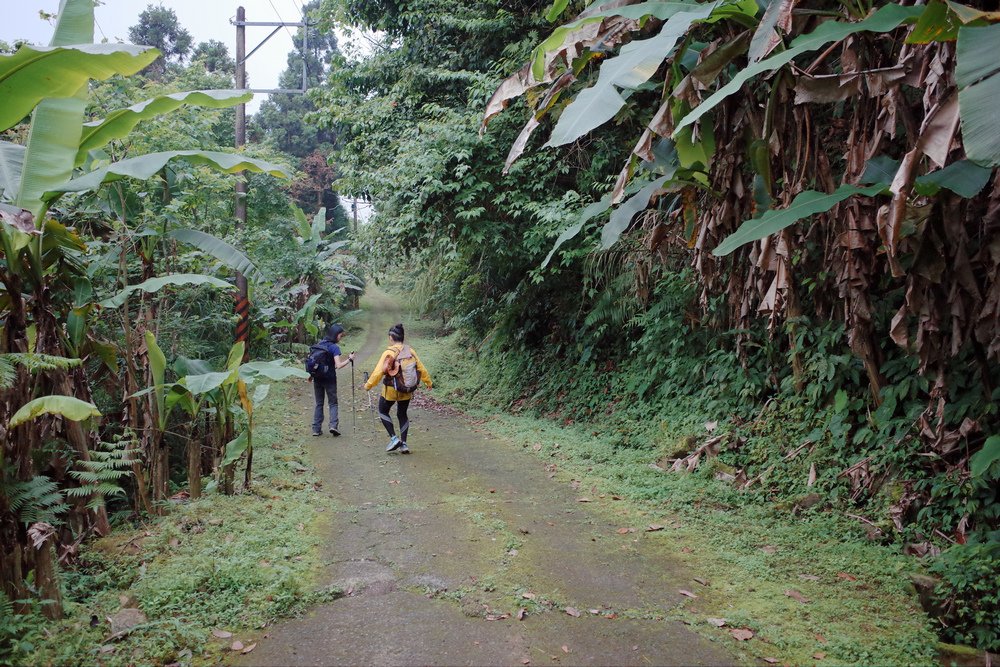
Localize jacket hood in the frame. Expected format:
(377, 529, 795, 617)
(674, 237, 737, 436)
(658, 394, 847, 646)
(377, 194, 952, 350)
(325, 324, 345, 341)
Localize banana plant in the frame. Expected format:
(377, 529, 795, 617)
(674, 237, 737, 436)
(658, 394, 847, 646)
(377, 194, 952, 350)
(0, 0, 290, 607)
(149, 343, 307, 496)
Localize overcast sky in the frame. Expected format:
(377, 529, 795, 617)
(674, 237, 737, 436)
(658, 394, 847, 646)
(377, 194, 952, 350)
(4, 0, 309, 114)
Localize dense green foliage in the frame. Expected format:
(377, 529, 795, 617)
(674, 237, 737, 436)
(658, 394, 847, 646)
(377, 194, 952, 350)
(316, 0, 999, 651)
(0, 0, 355, 639)
(0, 389, 331, 667)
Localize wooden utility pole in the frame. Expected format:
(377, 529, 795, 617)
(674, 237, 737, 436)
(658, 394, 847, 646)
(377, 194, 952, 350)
(232, 6, 308, 359)
(234, 6, 250, 361)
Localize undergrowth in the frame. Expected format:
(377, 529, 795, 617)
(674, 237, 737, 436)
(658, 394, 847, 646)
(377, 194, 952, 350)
(2, 387, 333, 667)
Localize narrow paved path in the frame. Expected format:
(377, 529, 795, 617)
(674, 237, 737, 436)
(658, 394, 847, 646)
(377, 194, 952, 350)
(239, 290, 734, 666)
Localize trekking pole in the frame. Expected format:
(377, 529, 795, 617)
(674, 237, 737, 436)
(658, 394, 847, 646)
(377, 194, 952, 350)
(351, 358, 356, 434)
(363, 371, 377, 435)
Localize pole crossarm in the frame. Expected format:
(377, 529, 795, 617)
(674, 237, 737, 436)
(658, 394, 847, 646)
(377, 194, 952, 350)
(232, 20, 306, 27)
(233, 9, 311, 93)
(247, 88, 307, 94)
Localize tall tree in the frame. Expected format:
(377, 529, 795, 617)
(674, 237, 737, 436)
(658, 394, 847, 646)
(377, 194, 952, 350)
(128, 4, 193, 78)
(191, 39, 235, 76)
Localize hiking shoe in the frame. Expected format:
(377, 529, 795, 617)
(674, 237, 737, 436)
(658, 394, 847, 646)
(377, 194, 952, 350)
(330, 428, 340, 437)
(399, 443, 410, 454)
(311, 431, 322, 437)
(386, 436, 402, 452)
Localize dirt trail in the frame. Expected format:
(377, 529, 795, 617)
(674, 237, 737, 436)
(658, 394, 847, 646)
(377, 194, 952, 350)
(238, 290, 734, 666)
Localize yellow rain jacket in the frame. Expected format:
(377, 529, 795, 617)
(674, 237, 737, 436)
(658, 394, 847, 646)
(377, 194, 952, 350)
(364, 342, 433, 401)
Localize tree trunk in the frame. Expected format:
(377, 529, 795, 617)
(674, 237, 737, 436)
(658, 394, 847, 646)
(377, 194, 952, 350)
(243, 437, 253, 491)
(32, 537, 62, 620)
(187, 426, 202, 500)
(219, 413, 235, 496)
(0, 522, 27, 611)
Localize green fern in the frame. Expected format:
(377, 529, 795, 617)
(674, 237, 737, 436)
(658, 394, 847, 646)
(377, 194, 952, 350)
(0, 353, 82, 390)
(6, 476, 67, 526)
(66, 436, 136, 511)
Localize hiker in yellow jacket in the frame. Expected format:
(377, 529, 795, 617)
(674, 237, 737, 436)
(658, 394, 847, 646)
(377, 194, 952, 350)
(364, 323, 432, 454)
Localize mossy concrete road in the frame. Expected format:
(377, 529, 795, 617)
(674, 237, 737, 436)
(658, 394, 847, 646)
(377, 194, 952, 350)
(238, 290, 735, 666)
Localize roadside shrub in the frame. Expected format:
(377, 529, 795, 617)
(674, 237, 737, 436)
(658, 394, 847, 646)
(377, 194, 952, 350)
(928, 536, 1000, 651)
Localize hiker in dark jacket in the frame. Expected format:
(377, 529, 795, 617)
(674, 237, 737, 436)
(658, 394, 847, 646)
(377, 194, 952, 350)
(309, 324, 354, 436)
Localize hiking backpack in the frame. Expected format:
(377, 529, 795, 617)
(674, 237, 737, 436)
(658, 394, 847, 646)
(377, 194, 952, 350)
(304, 343, 333, 379)
(382, 345, 420, 393)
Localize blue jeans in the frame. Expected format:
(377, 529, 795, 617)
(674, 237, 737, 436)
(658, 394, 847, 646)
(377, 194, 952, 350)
(312, 378, 339, 433)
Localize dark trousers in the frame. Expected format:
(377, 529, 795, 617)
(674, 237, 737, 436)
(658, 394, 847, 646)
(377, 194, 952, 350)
(312, 378, 339, 432)
(378, 396, 410, 442)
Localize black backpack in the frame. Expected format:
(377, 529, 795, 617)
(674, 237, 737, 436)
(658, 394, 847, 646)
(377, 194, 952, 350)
(305, 344, 333, 379)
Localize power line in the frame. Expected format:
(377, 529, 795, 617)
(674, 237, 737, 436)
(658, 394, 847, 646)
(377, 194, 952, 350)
(94, 16, 107, 41)
(265, 0, 297, 42)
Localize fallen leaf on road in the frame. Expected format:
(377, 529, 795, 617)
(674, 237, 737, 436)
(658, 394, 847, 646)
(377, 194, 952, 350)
(565, 607, 581, 617)
(836, 572, 857, 581)
(616, 527, 632, 534)
(784, 589, 810, 604)
(242, 643, 257, 654)
(516, 608, 526, 620)
(679, 590, 698, 599)
(489, 488, 496, 493)
(693, 577, 709, 586)
(576, 498, 592, 503)
(230, 641, 244, 652)
(813, 652, 826, 660)
(815, 633, 827, 644)
(562, 645, 570, 653)
(522, 592, 536, 600)
(730, 628, 754, 641)
(763, 658, 779, 664)
(522, 660, 530, 665)
(211, 629, 232, 639)
(389, 480, 399, 485)
(706, 618, 727, 627)
(646, 524, 665, 532)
